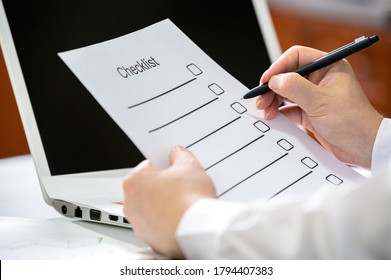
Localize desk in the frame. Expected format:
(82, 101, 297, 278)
(0, 155, 161, 259)
(0, 155, 58, 219)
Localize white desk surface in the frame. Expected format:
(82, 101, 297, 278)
(0, 155, 161, 259)
(0, 155, 58, 219)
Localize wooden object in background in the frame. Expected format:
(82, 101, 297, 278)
(270, 6, 391, 118)
(0, 46, 29, 158)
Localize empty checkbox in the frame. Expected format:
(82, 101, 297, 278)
(277, 139, 294, 151)
(231, 102, 247, 114)
(301, 157, 318, 169)
(208, 83, 225, 95)
(253, 120, 270, 133)
(187, 63, 203, 76)
(326, 174, 343, 186)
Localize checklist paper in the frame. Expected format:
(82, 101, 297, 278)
(59, 19, 362, 202)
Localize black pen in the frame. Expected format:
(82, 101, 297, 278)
(243, 35, 379, 99)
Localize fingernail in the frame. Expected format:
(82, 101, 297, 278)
(260, 69, 269, 83)
(269, 74, 282, 91)
(170, 145, 184, 160)
(264, 110, 271, 120)
(174, 145, 185, 151)
(171, 145, 180, 156)
(256, 97, 262, 109)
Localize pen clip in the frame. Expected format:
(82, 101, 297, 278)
(354, 36, 367, 43)
(326, 36, 378, 58)
(326, 37, 364, 57)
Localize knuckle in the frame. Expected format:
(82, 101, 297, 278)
(288, 45, 302, 52)
(279, 73, 298, 92)
(284, 45, 304, 58)
(123, 173, 138, 191)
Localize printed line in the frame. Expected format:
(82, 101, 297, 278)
(186, 116, 242, 149)
(267, 171, 313, 201)
(148, 97, 219, 133)
(205, 135, 265, 171)
(218, 153, 289, 198)
(128, 77, 197, 109)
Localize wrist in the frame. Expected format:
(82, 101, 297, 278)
(357, 108, 383, 169)
(371, 117, 391, 172)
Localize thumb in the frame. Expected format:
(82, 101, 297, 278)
(169, 145, 197, 166)
(269, 73, 321, 110)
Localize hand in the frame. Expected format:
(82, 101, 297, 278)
(256, 46, 383, 169)
(123, 145, 216, 258)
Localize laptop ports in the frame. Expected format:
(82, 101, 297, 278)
(89, 209, 101, 221)
(61, 205, 67, 215)
(74, 206, 82, 218)
(109, 215, 119, 222)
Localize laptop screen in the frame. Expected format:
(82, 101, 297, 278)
(2, 0, 272, 175)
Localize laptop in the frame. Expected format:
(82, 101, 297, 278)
(0, 0, 281, 227)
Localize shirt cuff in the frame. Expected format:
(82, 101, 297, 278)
(175, 198, 245, 259)
(372, 118, 391, 173)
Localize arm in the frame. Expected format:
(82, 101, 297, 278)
(123, 145, 391, 259)
(177, 166, 391, 259)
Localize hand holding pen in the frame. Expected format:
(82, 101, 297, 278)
(254, 38, 383, 169)
(243, 35, 379, 99)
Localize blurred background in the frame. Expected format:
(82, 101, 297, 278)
(268, 0, 391, 117)
(1, 0, 391, 158)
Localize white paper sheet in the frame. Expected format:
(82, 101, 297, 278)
(59, 19, 363, 202)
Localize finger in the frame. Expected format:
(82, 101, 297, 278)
(123, 159, 153, 185)
(260, 68, 271, 84)
(268, 46, 327, 77)
(169, 145, 198, 166)
(268, 73, 323, 111)
(124, 159, 152, 181)
(278, 104, 306, 126)
(263, 94, 282, 120)
(255, 91, 275, 110)
(257, 46, 326, 109)
(133, 159, 154, 172)
(126, 160, 158, 181)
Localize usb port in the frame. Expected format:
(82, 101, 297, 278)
(109, 215, 119, 222)
(74, 206, 82, 218)
(123, 218, 129, 224)
(89, 209, 101, 221)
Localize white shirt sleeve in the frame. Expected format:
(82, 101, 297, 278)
(176, 119, 391, 259)
(176, 167, 391, 259)
(372, 118, 391, 173)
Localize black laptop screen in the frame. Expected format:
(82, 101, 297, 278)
(2, 0, 272, 175)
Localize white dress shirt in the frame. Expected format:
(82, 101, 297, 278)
(176, 118, 391, 259)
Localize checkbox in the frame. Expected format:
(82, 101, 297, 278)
(277, 139, 294, 151)
(187, 63, 203, 76)
(301, 157, 318, 169)
(230, 102, 247, 114)
(326, 174, 343, 186)
(253, 120, 270, 133)
(208, 83, 225, 95)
